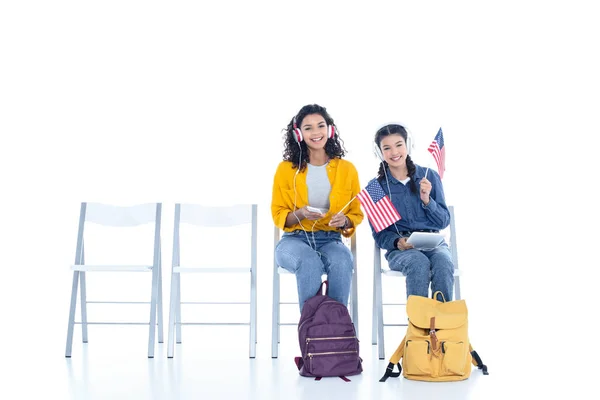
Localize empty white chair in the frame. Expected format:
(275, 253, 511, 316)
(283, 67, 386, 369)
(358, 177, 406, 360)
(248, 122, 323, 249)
(65, 202, 164, 358)
(372, 205, 462, 359)
(271, 226, 359, 358)
(167, 203, 258, 358)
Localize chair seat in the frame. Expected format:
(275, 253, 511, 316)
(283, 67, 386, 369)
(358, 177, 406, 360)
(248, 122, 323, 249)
(277, 266, 355, 275)
(174, 267, 250, 273)
(381, 268, 462, 277)
(71, 264, 153, 272)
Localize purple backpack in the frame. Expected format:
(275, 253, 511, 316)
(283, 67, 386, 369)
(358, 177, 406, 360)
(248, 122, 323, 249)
(294, 281, 362, 381)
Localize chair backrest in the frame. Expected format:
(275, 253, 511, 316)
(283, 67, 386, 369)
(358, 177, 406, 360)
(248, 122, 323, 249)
(172, 203, 258, 267)
(84, 203, 160, 227)
(75, 202, 162, 265)
(177, 203, 255, 227)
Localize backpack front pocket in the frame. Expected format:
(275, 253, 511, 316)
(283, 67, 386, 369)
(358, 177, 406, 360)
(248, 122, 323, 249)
(307, 350, 360, 377)
(440, 341, 467, 376)
(403, 340, 432, 376)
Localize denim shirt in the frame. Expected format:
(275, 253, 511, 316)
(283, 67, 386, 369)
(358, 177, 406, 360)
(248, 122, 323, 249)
(370, 164, 450, 251)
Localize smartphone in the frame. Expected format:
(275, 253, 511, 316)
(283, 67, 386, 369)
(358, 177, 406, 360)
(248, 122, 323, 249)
(306, 206, 324, 214)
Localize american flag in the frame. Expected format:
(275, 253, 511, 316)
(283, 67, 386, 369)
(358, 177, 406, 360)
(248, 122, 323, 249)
(356, 179, 401, 233)
(428, 128, 445, 179)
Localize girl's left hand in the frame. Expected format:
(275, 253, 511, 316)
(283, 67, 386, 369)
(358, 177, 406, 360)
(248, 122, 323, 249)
(420, 177, 432, 204)
(328, 213, 349, 228)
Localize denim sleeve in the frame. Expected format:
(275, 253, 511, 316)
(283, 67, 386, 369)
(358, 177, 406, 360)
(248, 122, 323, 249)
(422, 170, 450, 229)
(371, 221, 401, 251)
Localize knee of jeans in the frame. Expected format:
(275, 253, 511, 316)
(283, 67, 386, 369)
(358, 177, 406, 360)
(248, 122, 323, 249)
(328, 251, 353, 270)
(430, 249, 451, 263)
(275, 248, 301, 272)
(430, 254, 454, 273)
(406, 259, 431, 279)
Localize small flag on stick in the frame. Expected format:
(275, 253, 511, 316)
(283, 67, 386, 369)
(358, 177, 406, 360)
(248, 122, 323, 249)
(356, 179, 401, 233)
(428, 128, 445, 179)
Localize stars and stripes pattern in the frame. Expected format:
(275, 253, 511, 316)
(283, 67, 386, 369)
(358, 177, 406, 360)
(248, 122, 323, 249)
(428, 127, 445, 179)
(356, 179, 401, 232)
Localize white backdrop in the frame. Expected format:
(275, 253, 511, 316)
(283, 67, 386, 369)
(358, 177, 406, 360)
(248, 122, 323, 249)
(1, 0, 598, 396)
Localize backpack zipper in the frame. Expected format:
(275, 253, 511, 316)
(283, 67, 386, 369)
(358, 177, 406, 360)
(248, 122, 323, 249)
(308, 350, 358, 357)
(306, 336, 357, 343)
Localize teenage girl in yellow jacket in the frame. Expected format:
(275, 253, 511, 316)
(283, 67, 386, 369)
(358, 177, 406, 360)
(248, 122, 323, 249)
(271, 104, 363, 311)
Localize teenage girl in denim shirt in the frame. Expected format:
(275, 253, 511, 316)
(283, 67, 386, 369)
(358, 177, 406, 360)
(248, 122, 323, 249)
(271, 104, 363, 311)
(371, 124, 454, 301)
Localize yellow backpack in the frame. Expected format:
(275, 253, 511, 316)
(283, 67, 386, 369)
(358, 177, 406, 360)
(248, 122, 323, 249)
(379, 292, 489, 382)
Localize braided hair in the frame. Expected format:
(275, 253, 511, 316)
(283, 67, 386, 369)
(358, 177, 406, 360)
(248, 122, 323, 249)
(374, 124, 418, 194)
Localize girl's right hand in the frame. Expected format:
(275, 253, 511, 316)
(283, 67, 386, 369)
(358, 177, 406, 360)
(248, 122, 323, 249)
(397, 237, 414, 251)
(297, 206, 324, 221)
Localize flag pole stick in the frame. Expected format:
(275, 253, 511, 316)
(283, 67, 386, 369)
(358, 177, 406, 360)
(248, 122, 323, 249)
(336, 195, 357, 215)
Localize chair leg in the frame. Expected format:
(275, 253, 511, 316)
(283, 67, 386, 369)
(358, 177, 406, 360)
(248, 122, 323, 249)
(176, 275, 182, 344)
(271, 268, 280, 358)
(351, 268, 359, 339)
(372, 267, 377, 345)
(250, 270, 257, 358)
(79, 272, 88, 343)
(65, 271, 80, 357)
(455, 273, 462, 300)
(148, 264, 159, 358)
(157, 262, 164, 343)
(374, 257, 385, 360)
(167, 272, 178, 358)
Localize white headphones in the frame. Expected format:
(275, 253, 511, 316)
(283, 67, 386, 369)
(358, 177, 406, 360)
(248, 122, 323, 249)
(373, 122, 414, 161)
(292, 116, 336, 144)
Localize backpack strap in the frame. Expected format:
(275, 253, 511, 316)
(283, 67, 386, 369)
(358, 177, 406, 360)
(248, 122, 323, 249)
(379, 336, 406, 382)
(469, 344, 489, 375)
(316, 280, 329, 296)
(295, 356, 352, 382)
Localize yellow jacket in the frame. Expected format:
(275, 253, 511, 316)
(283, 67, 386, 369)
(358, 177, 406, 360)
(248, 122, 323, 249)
(271, 158, 364, 238)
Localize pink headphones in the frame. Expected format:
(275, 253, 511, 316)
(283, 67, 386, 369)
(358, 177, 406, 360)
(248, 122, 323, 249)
(292, 116, 336, 143)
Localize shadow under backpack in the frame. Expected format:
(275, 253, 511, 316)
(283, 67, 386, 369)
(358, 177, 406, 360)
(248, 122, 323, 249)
(294, 281, 362, 381)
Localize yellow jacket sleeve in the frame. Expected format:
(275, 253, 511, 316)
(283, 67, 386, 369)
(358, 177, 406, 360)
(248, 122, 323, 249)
(271, 161, 293, 230)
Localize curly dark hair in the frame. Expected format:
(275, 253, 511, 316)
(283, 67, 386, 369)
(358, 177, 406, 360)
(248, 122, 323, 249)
(374, 124, 418, 194)
(282, 104, 347, 171)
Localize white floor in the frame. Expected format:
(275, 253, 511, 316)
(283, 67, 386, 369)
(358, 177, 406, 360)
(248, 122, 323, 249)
(4, 318, 527, 400)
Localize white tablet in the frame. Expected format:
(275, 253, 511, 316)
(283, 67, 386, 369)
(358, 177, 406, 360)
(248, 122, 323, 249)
(406, 232, 445, 250)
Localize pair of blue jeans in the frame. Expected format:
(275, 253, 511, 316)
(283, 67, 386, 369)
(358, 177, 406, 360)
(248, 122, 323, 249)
(275, 230, 353, 311)
(386, 243, 454, 301)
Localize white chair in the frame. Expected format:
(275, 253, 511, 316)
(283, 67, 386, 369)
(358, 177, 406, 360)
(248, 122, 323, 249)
(65, 202, 164, 358)
(167, 203, 258, 358)
(271, 226, 358, 358)
(372, 205, 462, 359)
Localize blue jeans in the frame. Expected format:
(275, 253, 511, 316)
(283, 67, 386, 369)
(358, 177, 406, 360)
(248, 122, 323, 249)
(386, 244, 454, 302)
(275, 230, 353, 311)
